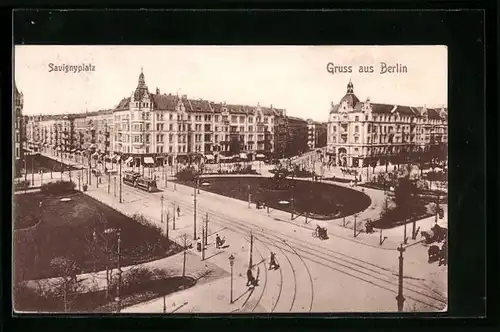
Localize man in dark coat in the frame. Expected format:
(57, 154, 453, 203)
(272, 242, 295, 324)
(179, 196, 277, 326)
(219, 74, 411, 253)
(246, 268, 255, 287)
(269, 252, 279, 270)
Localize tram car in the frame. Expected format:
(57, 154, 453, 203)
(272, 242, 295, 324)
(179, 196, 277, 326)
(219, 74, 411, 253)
(136, 176, 158, 192)
(122, 171, 141, 187)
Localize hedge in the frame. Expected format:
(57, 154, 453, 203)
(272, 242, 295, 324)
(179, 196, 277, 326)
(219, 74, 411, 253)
(40, 180, 76, 195)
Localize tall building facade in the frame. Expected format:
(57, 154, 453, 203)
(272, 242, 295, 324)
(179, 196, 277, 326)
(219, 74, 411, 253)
(111, 69, 283, 165)
(307, 119, 327, 150)
(38, 115, 74, 157)
(14, 83, 24, 177)
(327, 80, 448, 167)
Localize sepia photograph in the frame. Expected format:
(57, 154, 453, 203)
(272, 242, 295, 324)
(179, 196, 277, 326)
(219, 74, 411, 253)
(13, 45, 448, 314)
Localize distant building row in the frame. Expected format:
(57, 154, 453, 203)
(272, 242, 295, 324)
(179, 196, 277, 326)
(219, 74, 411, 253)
(22, 69, 327, 167)
(327, 80, 448, 167)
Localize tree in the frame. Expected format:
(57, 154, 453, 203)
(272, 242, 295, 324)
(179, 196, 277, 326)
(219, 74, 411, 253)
(49, 256, 83, 312)
(84, 212, 164, 302)
(179, 233, 190, 277)
(394, 177, 426, 237)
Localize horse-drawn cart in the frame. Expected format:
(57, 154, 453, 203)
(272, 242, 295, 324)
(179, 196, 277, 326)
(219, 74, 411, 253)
(421, 224, 448, 244)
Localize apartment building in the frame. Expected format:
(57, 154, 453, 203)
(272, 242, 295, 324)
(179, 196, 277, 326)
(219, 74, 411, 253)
(306, 119, 327, 150)
(112, 69, 283, 166)
(327, 80, 448, 167)
(14, 83, 24, 177)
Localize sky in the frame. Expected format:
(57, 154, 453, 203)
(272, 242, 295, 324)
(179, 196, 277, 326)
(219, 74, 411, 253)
(14, 45, 447, 122)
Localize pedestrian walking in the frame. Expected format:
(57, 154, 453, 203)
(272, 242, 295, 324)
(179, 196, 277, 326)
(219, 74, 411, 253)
(196, 237, 202, 252)
(246, 268, 255, 287)
(177, 206, 180, 218)
(269, 252, 279, 270)
(215, 234, 222, 249)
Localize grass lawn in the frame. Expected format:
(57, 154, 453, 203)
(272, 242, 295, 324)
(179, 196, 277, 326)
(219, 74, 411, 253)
(175, 176, 371, 220)
(14, 192, 182, 281)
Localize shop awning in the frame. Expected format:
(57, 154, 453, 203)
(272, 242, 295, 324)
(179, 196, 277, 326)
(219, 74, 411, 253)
(256, 154, 265, 158)
(144, 157, 155, 165)
(114, 155, 121, 162)
(92, 152, 98, 157)
(125, 157, 133, 164)
(205, 155, 214, 160)
(239, 153, 248, 159)
(71, 149, 76, 152)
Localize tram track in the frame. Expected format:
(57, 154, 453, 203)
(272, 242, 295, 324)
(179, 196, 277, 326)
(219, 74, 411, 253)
(104, 182, 447, 310)
(252, 235, 286, 313)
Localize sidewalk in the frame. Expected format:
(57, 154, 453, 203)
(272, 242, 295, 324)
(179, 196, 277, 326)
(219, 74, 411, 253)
(24, 249, 228, 299)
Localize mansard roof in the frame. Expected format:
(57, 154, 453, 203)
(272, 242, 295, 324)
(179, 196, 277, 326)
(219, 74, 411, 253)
(370, 103, 394, 114)
(151, 94, 178, 110)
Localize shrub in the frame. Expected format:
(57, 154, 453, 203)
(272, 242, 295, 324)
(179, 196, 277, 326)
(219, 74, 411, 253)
(40, 180, 76, 195)
(176, 168, 197, 181)
(131, 213, 163, 237)
(15, 180, 31, 190)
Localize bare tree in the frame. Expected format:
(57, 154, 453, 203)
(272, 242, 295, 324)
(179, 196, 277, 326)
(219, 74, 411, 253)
(48, 256, 84, 312)
(178, 233, 190, 277)
(83, 212, 164, 302)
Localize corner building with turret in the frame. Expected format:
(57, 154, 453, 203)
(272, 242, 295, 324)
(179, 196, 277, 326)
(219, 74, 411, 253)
(327, 80, 448, 168)
(112, 69, 284, 166)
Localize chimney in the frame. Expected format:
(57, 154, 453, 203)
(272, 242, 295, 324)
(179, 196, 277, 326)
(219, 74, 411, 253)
(182, 94, 187, 99)
(156, 87, 160, 94)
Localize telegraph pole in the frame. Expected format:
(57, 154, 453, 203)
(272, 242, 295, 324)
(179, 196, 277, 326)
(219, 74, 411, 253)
(164, 164, 168, 188)
(193, 182, 197, 240)
(201, 227, 205, 260)
(249, 232, 253, 268)
(31, 154, 34, 186)
(161, 195, 164, 225)
(396, 244, 406, 311)
(114, 177, 116, 196)
(205, 213, 209, 246)
(107, 172, 110, 193)
(119, 161, 122, 203)
(165, 211, 170, 242)
(172, 202, 176, 230)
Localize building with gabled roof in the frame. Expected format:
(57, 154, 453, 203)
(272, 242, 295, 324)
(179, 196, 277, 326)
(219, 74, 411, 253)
(111, 69, 285, 166)
(327, 80, 448, 169)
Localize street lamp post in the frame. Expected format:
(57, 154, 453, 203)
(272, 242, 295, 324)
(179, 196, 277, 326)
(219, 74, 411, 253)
(229, 254, 235, 304)
(353, 213, 358, 237)
(396, 244, 406, 311)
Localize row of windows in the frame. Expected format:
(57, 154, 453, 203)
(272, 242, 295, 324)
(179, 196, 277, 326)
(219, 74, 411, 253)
(331, 113, 446, 124)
